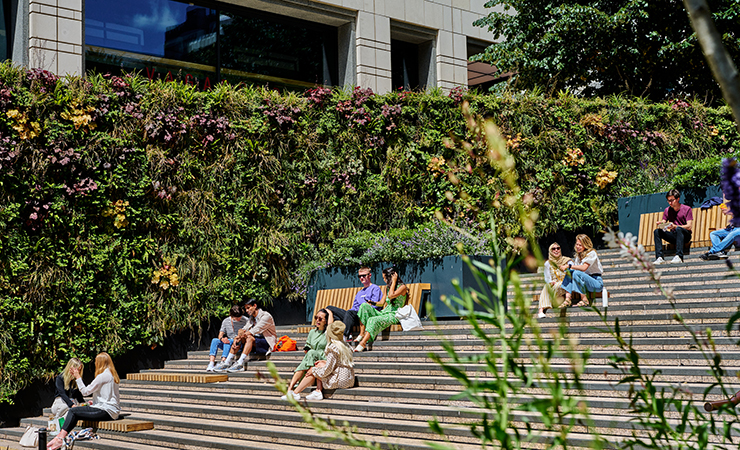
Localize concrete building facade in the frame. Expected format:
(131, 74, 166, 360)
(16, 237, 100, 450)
(3, 0, 496, 93)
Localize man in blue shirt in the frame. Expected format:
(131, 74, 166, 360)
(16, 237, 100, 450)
(326, 266, 383, 341)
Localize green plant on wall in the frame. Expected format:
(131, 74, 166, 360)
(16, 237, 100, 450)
(1, 62, 739, 404)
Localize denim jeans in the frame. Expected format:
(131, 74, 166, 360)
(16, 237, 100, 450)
(654, 227, 692, 258)
(709, 227, 740, 254)
(561, 270, 603, 295)
(209, 337, 233, 357)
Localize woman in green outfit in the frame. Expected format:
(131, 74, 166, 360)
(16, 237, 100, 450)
(354, 267, 408, 352)
(281, 308, 328, 400)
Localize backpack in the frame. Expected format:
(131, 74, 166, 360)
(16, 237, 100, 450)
(274, 335, 297, 352)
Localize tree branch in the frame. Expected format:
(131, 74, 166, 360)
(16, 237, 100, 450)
(683, 0, 740, 132)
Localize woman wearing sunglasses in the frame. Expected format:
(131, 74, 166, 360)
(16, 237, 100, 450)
(281, 308, 328, 400)
(537, 243, 571, 318)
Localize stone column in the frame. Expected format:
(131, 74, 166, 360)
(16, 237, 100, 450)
(28, 0, 83, 75)
(356, 10, 391, 93)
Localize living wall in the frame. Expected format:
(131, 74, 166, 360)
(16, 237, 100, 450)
(0, 62, 737, 402)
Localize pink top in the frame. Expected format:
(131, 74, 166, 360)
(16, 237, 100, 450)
(663, 204, 693, 226)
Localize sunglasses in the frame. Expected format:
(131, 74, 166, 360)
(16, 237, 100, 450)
(359, 273, 371, 279)
(552, 247, 561, 250)
(314, 315, 325, 321)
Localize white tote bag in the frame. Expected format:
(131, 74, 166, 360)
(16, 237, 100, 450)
(395, 305, 423, 332)
(19, 426, 39, 447)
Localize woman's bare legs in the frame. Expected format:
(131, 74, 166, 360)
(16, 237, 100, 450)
(294, 368, 317, 394)
(287, 370, 306, 393)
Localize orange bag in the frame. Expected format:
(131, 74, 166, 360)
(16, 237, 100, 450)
(274, 335, 297, 352)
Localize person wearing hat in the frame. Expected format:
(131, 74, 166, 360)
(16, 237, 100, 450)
(281, 321, 355, 401)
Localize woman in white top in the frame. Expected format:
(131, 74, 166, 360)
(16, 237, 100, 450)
(537, 243, 571, 318)
(559, 234, 604, 307)
(47, 352, 121, 450)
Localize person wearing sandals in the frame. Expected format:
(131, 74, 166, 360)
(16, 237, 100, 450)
(559, 234, 604, 307)
(354, 267, 408, 352)
(50, 358, 85, 420)
(281, 309, 328, 400)
(537, 243, 571, 318)
(283, 321, 355, 401)
(47, 352, 120, 450)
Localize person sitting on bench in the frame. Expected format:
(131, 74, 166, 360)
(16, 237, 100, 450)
(654, 189, 693, 264)
(354, 267, 408, 352)
(47, 352, 120, 450)
(325, 266, 383, 342)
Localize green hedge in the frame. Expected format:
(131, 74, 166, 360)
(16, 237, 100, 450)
(0, 63, 736, 402)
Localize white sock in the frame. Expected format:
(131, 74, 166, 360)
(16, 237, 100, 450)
(224, 353, 235, 365)
(237, 354, 247, 364)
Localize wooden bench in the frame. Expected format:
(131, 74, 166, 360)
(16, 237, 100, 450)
(80, 418, 154, 432)
(638, 204, 729, 252)
(127, 373, 228, 383)
(298, 283, 431, 334)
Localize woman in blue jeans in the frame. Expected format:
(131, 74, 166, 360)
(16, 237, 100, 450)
(560, 234, 604, 307)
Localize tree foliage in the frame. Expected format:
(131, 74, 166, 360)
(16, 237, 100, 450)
(474, 0, 740, 101)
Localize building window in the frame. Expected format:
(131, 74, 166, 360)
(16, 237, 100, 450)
(85, 0, 338, 90)
(390, 22, 435, 91)
(0, 0, 10, 61)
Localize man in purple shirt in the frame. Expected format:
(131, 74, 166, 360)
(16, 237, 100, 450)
(654, 189, 693, 264)
(326, 266, 383, 341)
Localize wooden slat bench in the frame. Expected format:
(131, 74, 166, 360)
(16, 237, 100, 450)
(298, 283, 431, 334)
(127, 373, 228, 383)
(638, 204, 729, 253)
(80, 418, 154, 432)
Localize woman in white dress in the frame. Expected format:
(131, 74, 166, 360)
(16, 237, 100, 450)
(537, 243, 571, 318)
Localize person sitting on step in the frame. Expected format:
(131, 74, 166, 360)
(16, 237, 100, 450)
(50, 358, 85, 421)
(47, 352, 121, 450)
(281, 309, 328, 400)
(354, 267, 408, 352)
(282, 321, 355, 401)
(220, 299, 277, 372)
(653, 189, 693, 264)
(537, 242, 571, 318)
(207, 305, 249, 372)
(560, 234, 604, 308)
(700, 199, 739, 260)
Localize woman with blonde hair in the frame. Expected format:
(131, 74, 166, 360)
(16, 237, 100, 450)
(286, 321, 355, 401)
(47, 352, 121, 450)
(559, 234, 604, 307)
(50, 358, 85, 419)
(537, 243, 571, 318)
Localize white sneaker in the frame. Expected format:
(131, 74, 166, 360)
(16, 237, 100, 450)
(280, 391, 301, 401)
(305, 390, 323, 401)
(670, 255, 683, 263)
(225, 362, 245, 372)
(206, 364, 215, 372)
(537, 312, 546, 319)
(653, 257, 665, 265)
(213, 361, 229, 372)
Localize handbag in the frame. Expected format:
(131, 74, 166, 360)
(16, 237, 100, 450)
(48, 416, 64, 435)
(395, 305, 423, 332)
(19, 426, 38, 447)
